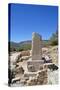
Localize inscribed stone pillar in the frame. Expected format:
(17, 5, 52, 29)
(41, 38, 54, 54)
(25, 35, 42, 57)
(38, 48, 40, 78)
(32, 32, 42, 60)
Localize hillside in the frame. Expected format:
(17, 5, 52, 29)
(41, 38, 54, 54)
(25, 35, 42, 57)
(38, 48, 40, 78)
(9, 40, 49, 52)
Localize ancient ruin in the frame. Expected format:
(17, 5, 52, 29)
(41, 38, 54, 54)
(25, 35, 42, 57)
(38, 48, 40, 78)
(10, 32, 58, 86)
(25, 32, 48, 85)
(27, 32, 46, 72)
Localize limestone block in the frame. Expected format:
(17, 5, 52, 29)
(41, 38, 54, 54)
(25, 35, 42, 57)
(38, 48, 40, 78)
(32, 32, 42, 60)
(27, 60, 44, 72)
(28, 65, 35, 72)
(24, 72, 37, 77)
(16, 66, 24, 74)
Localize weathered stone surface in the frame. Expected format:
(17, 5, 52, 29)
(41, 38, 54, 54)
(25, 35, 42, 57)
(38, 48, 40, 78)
(11, 33, 48, 86)
(32, 32, 42, 60)
(37, 69, 47, 78)
(27, 32, 47, 72)
(27, 77, 37, 85)
(12, 77, 21, 84)
(20, 50, 30, 57)
(20, 56, 31, 61)
(24, 72, 37, 77)
(20, 79, 27, 85)
(24, 69, 48, 85)
(27, 60, 44, 72)
(16, 66, 24, 74)
(27, 65, 35, 72)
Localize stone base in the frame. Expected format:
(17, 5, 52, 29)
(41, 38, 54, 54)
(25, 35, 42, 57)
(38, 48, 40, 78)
(24, 71, 37, 77)
(24, 69, 48, 85)
(27, 60, 44, 72)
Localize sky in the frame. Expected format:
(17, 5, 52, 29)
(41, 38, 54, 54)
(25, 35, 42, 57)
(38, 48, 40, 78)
(9, 3, 58, 42)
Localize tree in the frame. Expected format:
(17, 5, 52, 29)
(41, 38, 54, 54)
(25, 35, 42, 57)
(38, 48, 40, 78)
(49, 30, 58, 46)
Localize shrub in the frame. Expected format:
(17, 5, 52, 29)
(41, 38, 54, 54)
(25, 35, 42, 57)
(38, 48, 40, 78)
(16, 44, 31, 51)
(49, 30, 58, 46)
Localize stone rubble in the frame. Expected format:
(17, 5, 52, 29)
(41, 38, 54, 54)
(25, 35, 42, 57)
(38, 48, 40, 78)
(10, 32, 58, 86)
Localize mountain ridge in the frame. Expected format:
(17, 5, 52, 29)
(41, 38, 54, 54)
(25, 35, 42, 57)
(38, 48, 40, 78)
(9, 40, 48, 49)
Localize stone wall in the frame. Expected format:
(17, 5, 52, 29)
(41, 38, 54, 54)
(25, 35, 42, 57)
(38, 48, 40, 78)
(27, 69, 48, 85)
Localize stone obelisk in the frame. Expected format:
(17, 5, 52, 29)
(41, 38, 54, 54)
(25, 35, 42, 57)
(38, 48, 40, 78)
(32, 32, 42, 60)
(27, 32, 44, 72)
(26, 32, 48, 85)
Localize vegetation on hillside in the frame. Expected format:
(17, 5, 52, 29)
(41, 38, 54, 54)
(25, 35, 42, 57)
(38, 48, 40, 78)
(49, 30, 58, 46)
(16, 44, 31, 52)
(9, 30, 58, 52)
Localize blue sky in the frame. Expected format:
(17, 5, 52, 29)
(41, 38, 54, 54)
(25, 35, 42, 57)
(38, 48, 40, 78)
(9, 3, 58, 42)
